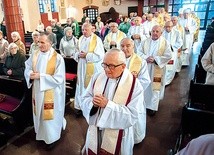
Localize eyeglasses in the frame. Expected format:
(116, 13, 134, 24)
(101, 63, 123, 70)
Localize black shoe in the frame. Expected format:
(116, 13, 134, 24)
(74, 109, 82, 117)
(45, 141, 57, 150)
(147, 109, 156, 117)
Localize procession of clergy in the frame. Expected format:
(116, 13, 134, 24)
(74, 7, 198, 117)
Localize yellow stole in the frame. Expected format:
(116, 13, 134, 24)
(128, 53, 142, 77)
(143, 38, 166, 90)
(88, 71, 134, 154)
(32, 50, 57, 120)
(79, 34, 97, 88)
(106, 31, 124, 44)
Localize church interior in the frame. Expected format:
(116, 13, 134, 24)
(0, 0, 214, 155)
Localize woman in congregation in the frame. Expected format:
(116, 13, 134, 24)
(59, 27, 78, 58)
(11, 31, 26, 55)
(3, 43, 26, 78)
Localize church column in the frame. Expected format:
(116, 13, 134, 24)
(165, 0, 169, 12)
(2, 0, 25, 43)
(138, 0, 143, 17)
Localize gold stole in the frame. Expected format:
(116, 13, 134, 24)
(144, 38, 166, 90)
(128, 53, 142, 77)
(106, 31, 124, 44)
(79, 34, 97, 88)
(32, 51, 57, 120)
(88, 71, 134, 154)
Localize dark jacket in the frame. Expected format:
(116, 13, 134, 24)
(3, 51, 26, 77)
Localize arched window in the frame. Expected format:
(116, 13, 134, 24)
(38, 0, 57, 13)
(83, 6, 99, 24)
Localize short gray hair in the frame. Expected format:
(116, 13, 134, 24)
(32, 31, 40, 37)
(8, 42, 19, 51)
(106, 48, 126, 64)
(11, 31, 21, 39)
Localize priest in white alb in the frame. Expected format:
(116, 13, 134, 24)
(24, 32, 66, 149)
(80, 49, 145, 155)
(120, 38, 150, 144)
(162, 21, 183, 85)
(74, 23, 105, 116)
(137, 25, 172, 116)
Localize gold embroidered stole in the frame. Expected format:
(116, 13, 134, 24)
(107, 31, 124, 44)
(32, 51, 57, 120)
(88, 71, 134, 154)
(128, 53, 142, 77)
(144, 38, 166, 90)
(79, 34, 97, 88)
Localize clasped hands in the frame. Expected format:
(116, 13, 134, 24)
(92, 94, 108, 108)
(146, 56, 155, 63)
(30, 71, 40, 80)
(78, 51, 87, 58)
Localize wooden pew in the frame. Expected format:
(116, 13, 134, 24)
(0, 76, 33, 135)
(193, 64, 206, 84)
(64, 57, 77, 103)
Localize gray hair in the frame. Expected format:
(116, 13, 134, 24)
(8, 42, 19, 51)
(39, 32, 53, 44)
(106, 48, 126, 64)
(32, 31, 40, 37)
(11, 31, 21, 39)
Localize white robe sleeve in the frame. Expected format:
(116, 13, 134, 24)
(97, 80, 144, 129)
(201, 43, 214, 73)
(40, 55, 65, 91)
(24, 55, 34, 88)
(86, 37, 105, 63)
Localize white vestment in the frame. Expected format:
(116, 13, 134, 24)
(127, 24, 150, 52)
(201, 43, 214, 85)
(74, 34, 105, 110)
(162, 29, 183, 85)
(142, 20, 159, 33)
(137, 36, 172, 111)
(179, 17, 197, 66)
(103, 30, 126, 51)
(24, 48, 66, 144)
(80, 69, 145, 155)
(126, 54, 150, 144)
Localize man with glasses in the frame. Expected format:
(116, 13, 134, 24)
(80, 49, 145, 155)
(120, 38, 150, 144)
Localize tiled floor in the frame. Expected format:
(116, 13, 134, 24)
(0, 31, 205, 155)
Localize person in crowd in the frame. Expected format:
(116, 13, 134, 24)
(50, 19, 64, 49)
(11, 31, 26, 55)
(142, 13, 158, 34)
(116, 14, 123, 25)
(175, 134, 214, 155)
(100, 19, 112, 41)
(80, 49, 144, 155)
(73, 23, 105, 116)
(120, 38, 150, 144)
(29, 31, 40, 55)
(64, 18, 73, 29)
(91, 24, 101, 38)
(171, 16, 185, 72)
(191, 11, 200, 42)
(127, 16, 150, 52)
(0, 19, 7, 39)
(201, 42, 214, 85)
(154, 11, 164, 27)
(141, 14, 147, 24)
(85, 17, 91, 24)
(46, 26, 57, 49)
(24, 32, 66, 150)
(103, 22, 126, 51)
(179, 8, 197, 66)
(3, 43, 26, 77)
(95, 16, 104, 34)
(71, 17, 80, 38)
(36, 20, 44, 32)
(81, 13, 87, 24)
(0, 30, 9, 75)
(59, 27, 78, 57)
(118, 16, 131, 34)
(137, 25, 172, 116)
(162, 21, 183, 85)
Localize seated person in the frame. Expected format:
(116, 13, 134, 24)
(175, 134, 214, 155)
(201, 42, 214, 85)
(3, 43, 26, 78)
